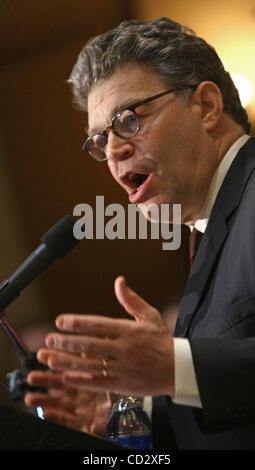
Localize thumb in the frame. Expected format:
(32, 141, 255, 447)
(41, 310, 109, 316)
(114, 276, 159, 323)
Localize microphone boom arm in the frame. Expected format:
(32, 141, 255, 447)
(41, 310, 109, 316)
(0, 310, 33, 360)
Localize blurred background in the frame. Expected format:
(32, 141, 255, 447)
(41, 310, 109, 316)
(0, 0, 254, 411)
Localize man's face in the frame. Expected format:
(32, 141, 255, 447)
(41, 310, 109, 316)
(87, 63, 217, 224)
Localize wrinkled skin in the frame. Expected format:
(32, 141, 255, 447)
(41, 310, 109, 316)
(25, 277, 174, 435)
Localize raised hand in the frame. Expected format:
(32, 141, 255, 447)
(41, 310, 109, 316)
(35, 276, 174, 397)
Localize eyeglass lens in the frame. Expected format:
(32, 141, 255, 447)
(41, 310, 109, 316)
(87, 109, 139, 160)
(114, 109, 139, 138)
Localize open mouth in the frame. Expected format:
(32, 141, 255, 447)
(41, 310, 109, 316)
(120, 171, 150, 192)
(128, 172, 149, 191)
(120, 170, 153, 204)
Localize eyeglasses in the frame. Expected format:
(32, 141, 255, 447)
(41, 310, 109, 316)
(82, 86, 197, 161)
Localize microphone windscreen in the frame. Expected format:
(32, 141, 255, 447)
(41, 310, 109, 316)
(40, 215, 80, 258)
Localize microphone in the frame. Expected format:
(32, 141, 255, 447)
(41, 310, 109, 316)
(0, 215, 80, 311)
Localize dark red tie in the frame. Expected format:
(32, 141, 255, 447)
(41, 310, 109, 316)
(189, 228, 203, 269)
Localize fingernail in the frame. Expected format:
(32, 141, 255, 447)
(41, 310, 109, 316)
(46, 335, 56, 348)
(56, 316, 64, 329)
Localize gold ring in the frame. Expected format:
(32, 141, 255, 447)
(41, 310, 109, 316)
(101, 356, 108, 377)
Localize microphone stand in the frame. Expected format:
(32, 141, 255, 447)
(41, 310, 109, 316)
(0, 310, 48, 417)
(0, 310, 33, 360)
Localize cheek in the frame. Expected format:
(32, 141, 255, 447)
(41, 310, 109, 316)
(107, 161, 127, 191)
(141, 124, 181, 172)
(107, 161, 117, 181)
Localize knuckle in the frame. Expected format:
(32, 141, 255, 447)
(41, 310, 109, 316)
(71, 318, 81, 332)
(83, 340, 93, 356)
(61, 337, 69, 350)
(49, 356, 60, 370)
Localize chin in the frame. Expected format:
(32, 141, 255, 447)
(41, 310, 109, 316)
(138, 194, 179, 224)
(138, 200, 162, 223)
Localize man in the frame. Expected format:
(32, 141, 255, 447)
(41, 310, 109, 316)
(25, 18, 255, 449)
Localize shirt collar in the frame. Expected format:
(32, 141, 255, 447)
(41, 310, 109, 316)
(191, 134, 251, 233)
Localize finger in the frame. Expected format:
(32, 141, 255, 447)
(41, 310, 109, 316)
(27, 371, 64, 389)
(27, 371, 79, 397)
(37, 349, 120, 376)
(114, 276, 160, 323)
(55, 314, 131, 338)
(25, 390, 78, 413)
(38, 349, 94, 372)
(25, 392, 63, 408)
(62, 371, 121, 393)
(38, 340, 119, 367)
(44, 333, 119, 358)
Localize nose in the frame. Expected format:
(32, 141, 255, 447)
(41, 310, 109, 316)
(105, 131, 135, 162)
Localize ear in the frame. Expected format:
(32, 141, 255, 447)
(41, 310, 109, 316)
(193, 81, 223, 131)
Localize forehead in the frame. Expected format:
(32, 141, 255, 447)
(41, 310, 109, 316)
(87, 63, 165, 133)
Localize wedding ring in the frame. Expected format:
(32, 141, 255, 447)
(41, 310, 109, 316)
(101, 356, 108, 377)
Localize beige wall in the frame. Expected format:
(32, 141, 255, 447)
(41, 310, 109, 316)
(132, 0, 255, 123)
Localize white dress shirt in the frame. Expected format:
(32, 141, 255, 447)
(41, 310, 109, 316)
(144, 134, 251, 416)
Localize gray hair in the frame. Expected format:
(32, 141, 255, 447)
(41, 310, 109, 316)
(68, 17, 251, 134)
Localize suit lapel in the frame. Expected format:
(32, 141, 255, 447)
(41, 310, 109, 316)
(175, 137, 255, 337)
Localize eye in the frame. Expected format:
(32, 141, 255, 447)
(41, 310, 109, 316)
(125, 114, 137, 124)
(115, 110, 138, 137)
(118, 110, 136, 126)
(93, 133, 108, 149)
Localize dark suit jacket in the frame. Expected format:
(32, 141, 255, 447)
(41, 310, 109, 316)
(152, 136, 255, 449)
